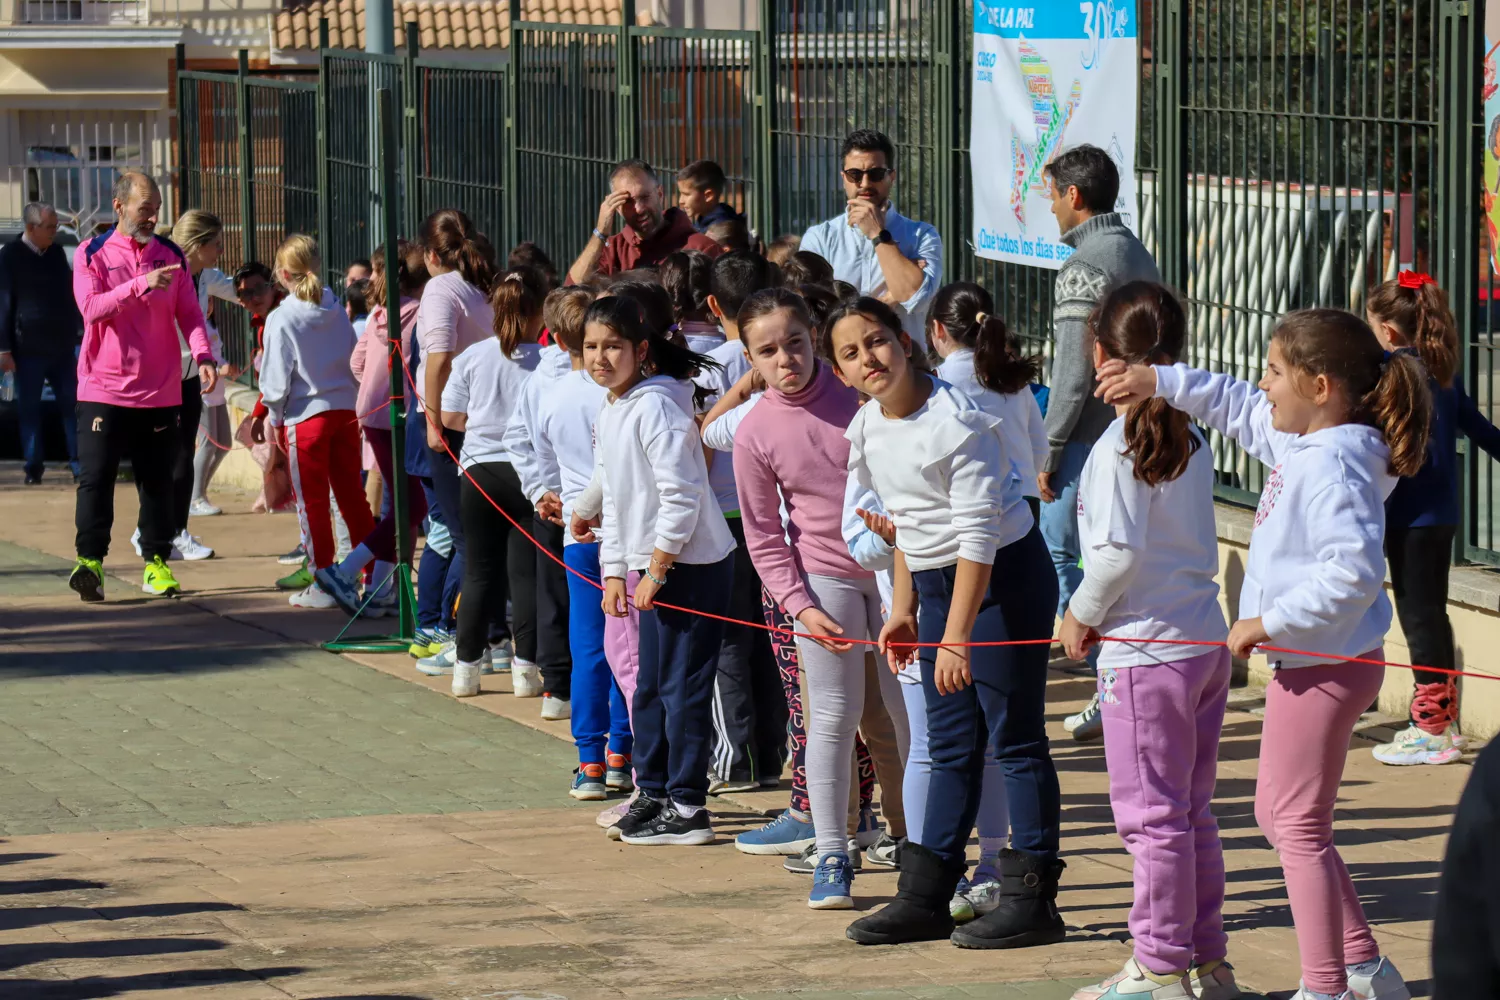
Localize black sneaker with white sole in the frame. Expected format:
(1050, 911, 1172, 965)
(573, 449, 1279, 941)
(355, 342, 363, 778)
(619, 805, 715, 846)
(608, 794, 664, 841)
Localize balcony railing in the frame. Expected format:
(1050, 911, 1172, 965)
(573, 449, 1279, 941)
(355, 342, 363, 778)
(15, 0, 150, 24)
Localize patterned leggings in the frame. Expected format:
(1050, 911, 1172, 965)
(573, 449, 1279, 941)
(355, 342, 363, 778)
(761, 586, 874, 815)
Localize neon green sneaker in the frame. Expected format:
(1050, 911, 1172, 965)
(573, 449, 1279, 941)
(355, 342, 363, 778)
(142, 556, 181, 597)
(69, 557, 104, 603)
(276, 558, 313, 591)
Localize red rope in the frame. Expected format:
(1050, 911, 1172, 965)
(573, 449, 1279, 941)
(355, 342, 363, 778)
(397, 352, 1500, 683)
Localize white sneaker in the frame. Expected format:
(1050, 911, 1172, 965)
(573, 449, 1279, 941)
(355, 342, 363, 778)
(288, 582, 336, 609)
(189, 498, 222, 517)
(417, 642, 458, 676)
(131, 528, 184, 561)
(173, 530, 214, 561)
(452, 659, 483, 698)
(1065, 692, 1100, 734)
(1372, 724, 1464, 766)
(512, 658, 543, 698)
(1186, 960, 1242, 1000)
(1070, 958, 1192, 999)
(1288, 989, 1355, 1000)
(541, 695, 570, 720)
(1344, 957, 1411, 1000)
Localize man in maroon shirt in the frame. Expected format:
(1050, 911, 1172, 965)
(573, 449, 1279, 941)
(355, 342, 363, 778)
(568, 159, 723, 284)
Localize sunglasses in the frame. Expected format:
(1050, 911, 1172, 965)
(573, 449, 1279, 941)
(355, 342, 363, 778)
(842, 167, 892, 185)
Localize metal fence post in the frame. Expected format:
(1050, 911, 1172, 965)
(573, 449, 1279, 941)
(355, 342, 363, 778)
(236, 50, 256, 265)
(403, 21, 420, 237)
(617, 0, 639, 159)
(504, 53, 517, 253)
(1156, 0, 1186, 294)
(316, 18, 332, 284)
(935, 1, 961, 262)
(757, 0, 777, 235)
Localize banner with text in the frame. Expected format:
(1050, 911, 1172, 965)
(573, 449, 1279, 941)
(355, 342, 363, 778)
(970, 2, 1140, 269)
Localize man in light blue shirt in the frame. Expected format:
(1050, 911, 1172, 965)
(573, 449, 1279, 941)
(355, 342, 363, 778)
(799, 128, 943, 348)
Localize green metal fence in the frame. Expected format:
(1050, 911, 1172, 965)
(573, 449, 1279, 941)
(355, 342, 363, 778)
(175, 2, 1495, 561)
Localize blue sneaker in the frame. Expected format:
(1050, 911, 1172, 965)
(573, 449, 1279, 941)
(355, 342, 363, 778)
(408, 628, 441, 658)
(569, 764, 608, 801)
(734, 807, 815, 856)
(854, 806, 882, 849)
(807, 852, 854, 910)
(314, 565, 364, 617)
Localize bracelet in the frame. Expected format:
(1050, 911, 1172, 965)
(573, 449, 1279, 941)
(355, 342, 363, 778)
(644, 567, 667, 586)
(592, 227, 608, 243)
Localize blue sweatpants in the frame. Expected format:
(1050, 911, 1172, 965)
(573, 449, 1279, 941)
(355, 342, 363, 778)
(564, 541, 632, 763)
(416, 478, 461, 632)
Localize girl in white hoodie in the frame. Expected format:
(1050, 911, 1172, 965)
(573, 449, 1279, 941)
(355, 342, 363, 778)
(257, 235, 373, 610)
(585, 293, 736, 848)
(1096, 308, 1430, 1000)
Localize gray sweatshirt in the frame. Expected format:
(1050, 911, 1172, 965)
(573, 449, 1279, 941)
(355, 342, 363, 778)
(1043, 212, 1160, 473)
(259, 286, 360, 427)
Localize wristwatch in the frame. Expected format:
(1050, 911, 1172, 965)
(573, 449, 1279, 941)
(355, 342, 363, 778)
(870, 229, 893, 246)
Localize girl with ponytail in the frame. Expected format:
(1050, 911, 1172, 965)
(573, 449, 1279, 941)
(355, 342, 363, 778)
(1365, 272, 1500, 767)
(927, 282, 1047, 516)
(1057, 281, 1235, 1000)
(1096, 305, 1428, 1000)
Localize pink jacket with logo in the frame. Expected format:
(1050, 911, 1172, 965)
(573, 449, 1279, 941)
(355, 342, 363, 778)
(73, 227, 212, 409)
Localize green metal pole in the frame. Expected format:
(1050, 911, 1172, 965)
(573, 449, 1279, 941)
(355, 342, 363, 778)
(618, 0, 639, 159)
(236, 50, 255, 265)
(757, 0, 778, 235)
(316, 18, 331, 282)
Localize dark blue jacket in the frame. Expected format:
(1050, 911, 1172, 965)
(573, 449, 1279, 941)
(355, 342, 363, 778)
(0, 238, 81, 358)
(692, 203, 741, 234)
(1387, 355, 1500, 529)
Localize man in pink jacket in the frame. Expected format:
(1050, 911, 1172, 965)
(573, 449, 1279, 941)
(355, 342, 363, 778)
(68, 171, 217, 602)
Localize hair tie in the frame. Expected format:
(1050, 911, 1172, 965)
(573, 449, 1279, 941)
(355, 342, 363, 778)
(503, 272, 523, 284)
(1398, 270, 1437, 290)
(974, 311, 990, 325)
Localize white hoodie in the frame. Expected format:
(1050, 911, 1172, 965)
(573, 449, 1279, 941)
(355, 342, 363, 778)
(532, 366, 608, 547)
(503, 344, 575, 502)
(259, 287, 359, 427)
(937, 347, 1048, 498)
(1155, 363, 1395, 669)
(596, 374, 735, 580)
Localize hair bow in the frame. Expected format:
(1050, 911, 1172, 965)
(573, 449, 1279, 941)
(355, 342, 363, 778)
(1398, 270, 1437, 290)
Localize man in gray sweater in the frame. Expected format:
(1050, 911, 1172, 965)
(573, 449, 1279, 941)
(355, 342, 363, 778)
(1037, 145, 1160, 742)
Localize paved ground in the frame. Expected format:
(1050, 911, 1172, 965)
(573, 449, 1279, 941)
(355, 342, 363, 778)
(0, 466, 1472, 999)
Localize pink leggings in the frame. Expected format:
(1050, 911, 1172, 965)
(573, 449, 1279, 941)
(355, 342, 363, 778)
(603, 570, 642, 728)
(1255, 653, 1384, 995)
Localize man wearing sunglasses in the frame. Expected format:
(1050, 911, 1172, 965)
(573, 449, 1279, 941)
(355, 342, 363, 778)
(799, 128, 942, 348)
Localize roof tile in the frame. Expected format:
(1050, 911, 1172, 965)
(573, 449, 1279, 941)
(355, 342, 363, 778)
(274, 0, 650, 52)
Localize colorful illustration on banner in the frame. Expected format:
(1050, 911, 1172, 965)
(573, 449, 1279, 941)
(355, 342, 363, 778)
(1485, 0, 1500, 273)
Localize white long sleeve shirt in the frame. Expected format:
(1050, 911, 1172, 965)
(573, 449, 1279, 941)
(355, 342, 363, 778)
(845, 376, 1033, 572)
(596, 375, 735, 580)
(1154, 363, 1395, 669)
(440, 339, 540, 470)
(937, 347, 1048, 498)
(1069, 416, 1227, 669)
(703, 394, 759, 453)
(532, 367, 608, 547)
(502, 344, 573, 502)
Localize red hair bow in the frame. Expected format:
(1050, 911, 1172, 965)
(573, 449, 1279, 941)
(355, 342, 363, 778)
(1398, 270, 1437, 290)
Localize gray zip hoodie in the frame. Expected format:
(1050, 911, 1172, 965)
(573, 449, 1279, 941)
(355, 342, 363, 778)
(259, 286, 360, 426)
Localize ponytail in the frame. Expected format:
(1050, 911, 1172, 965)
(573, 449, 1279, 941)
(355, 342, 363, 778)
(420, 208, 497, 295)
(273, 233, 323, 305)
(659, 249, 715, 326)
(1367, 274, 1458, 388)
(1091, 281, 1200, 486)
(928, 281, 1040, 394)
(584, 294, 724, 384)
(491, 265, 547, 357)
(1365, 351, 1433, 477)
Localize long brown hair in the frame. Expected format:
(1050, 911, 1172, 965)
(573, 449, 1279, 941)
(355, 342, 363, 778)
(419, 208, 496, 294)
(367, 239, 430, 308)
(1366, 276, 1458, 388)
(927, 281, 1041, 394)
(1090, 281, 1200, 486)
(1273, 308, 1432, 477)
(491, 266, 547, 357)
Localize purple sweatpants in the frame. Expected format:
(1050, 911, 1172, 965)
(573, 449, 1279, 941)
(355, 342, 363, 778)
(1100, 648, 1231, 975)
(603, 570, 642, 728)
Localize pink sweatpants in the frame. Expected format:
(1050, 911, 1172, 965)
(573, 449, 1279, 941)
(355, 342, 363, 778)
(603, 570, 642, 727)
(1101, 648, 1231, 975)
(1255, 652, 1384, 995)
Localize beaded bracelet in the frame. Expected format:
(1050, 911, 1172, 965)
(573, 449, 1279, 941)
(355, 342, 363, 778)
(644, 567, 668, 586)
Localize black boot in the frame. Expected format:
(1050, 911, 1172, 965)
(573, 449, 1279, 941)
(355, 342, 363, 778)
(845, 841, 963, 945)
(950, 848, 1065, 949)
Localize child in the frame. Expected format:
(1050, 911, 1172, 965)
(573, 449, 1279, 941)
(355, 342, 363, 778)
(530, 286, 634, 799)
(503, 274, 583, 719)
(1096, 308, 1427, 1000)
(586, 293, 735, 846)
(1058, 282, 1233, 1000)
(676, 159, 739, 233)
(732, 287, 907, 908)
(440, 268, 548, 699)
(1366, 272, 1500, 766)
(764, 233, 801, 266)
(927, 283, 1048, 519)
(779, 250, 835, 290)
(345, 278, 371, 336)
(257, 235, 375, 610)
(832, 296, 1061, 950)
(663, 250, 787, 794)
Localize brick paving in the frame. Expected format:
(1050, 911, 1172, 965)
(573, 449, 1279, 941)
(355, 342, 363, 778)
(0, 470, 1468, 999)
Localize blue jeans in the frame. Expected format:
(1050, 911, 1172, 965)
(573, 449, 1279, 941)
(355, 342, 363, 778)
(15, 353, 78, 480)
(1040, 439, 1099, 671)
(565, 542, 632, 763)
(914, 524, 1060, 862)
(416, 479, 461, 632)
(634, 554, 734, 807)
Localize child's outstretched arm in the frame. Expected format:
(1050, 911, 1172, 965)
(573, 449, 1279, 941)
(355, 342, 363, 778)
(1457, 381, 1500, 461)
(1097, 360, 1285, 467)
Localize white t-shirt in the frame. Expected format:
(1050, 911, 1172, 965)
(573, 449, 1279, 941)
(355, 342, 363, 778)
(1069, 416, 1227, 669)
(415, 271, 495, 390)
(937, 348, 1048, 498)
(693, 339, 751, 513)
(533, 368, 609, 546)
(441, 339, 540, 470)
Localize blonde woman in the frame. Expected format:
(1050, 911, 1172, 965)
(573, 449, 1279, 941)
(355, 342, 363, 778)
(254, 235, 374, 610)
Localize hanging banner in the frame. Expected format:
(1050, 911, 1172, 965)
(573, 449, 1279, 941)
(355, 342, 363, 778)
(1483, 1, 1500, 275)
(970, 2, 1140, 269)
